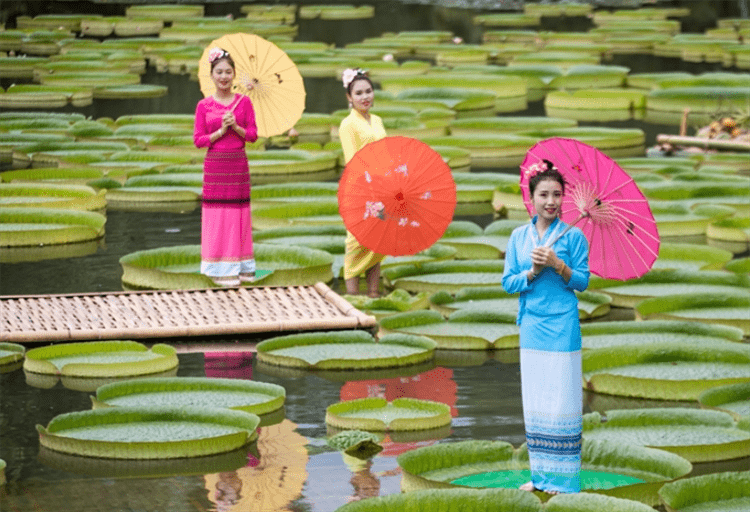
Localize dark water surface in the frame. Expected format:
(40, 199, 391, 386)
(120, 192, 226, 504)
(2, 3, 749, 511)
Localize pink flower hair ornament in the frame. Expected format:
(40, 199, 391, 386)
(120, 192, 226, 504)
(523, 159, 558, 180)
(342, 68, 368, 89)
(208, 47, 229, 64)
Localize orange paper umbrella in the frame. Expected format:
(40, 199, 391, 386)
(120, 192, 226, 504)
(198, 33, 305, 138)
(338, 136, 457, 256)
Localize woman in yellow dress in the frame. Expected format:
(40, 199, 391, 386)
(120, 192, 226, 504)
(339, 68, 386, 297)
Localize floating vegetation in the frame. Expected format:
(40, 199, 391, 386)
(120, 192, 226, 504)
(0, 342, 25, 373)
(119, 243, 333, 289)
(327, 430, 383, 459)
(653, 243, 733, 271)
(256, 331, 436, 370)
(699, 382, 750, 420)
(342, 289, 429, 321)
(378, 309, 519, 350)
(382, 259, 506, 293)
(635, 292, 750, 335)
(0, 207, 106, 247)
(583, 408, 750, 463)
(580, 320, 744, 351)
(23, 341, 178, 378)
(429, 287, 611, 321)
(37, 406, 259, 459)
(583, 341, 750, 400)
(588, 269, 750, 308)
(0, 183, 106, 210)
(397, 439, 691, 506)
(92, 377, 286, 416)
(326, 397, 451, 431)
(658, 471, 750, 512)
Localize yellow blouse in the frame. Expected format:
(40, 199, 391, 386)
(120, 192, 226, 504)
(339, 109, 386, 163)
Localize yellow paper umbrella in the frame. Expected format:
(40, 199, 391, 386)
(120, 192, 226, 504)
(199, 33, 306, 138)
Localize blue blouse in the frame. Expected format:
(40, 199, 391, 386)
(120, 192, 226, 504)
(502, 216, 590, 326)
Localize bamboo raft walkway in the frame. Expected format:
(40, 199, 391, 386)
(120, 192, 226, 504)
(0, 282, 376, 343)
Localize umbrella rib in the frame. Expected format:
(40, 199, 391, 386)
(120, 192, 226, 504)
(610, 205, 661, 246)
(609, 208, 661, 256)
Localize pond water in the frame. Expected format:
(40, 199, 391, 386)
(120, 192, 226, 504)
(1, 3, 749, 512)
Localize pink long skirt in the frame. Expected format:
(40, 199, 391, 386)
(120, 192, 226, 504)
(200, 150, 254, 278)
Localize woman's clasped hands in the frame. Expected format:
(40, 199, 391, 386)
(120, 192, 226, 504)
(530, 246, 565, 277)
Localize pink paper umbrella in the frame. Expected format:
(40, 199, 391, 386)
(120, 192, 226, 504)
(520, 137, 660, 280)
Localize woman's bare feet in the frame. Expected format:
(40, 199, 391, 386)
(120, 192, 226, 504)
(519, 482, 560, 495)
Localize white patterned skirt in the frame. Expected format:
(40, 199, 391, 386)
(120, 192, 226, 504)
(520, 347, 582, 493)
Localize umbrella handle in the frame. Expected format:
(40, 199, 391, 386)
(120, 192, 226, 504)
(545, 212, 587, 248)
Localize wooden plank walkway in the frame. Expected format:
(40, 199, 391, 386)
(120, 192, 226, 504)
(0, 282, 376, 343)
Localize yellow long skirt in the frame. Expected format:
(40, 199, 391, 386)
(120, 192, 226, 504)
(343, 231, 385, 279)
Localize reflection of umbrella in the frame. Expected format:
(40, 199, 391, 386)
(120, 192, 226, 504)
(198, 33, 305, 138)
(338, 136, 457, 256)
(520, 137, 659, 280)
(204, 419, 308, 512)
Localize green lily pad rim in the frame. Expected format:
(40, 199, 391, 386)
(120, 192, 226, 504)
(326, 397, 452, 432)
(94, 376, 286, 415)
(23, 340, 178, 377)
(658, 470, 750, 509)
(37, 405, 260, 459)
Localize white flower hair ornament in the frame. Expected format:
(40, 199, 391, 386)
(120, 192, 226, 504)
(208, 47, 228, 64)
(342, 68, 367, 89)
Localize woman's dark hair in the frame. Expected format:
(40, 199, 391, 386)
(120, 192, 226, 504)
(210, 50, 235, 72)
(346, 72, 373, 96)
(529, 159, 566, 195)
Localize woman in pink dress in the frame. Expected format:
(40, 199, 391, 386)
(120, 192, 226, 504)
(193, 48, 258, 287)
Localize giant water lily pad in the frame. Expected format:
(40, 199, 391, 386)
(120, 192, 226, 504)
(580, 320, 744, 351)
(658, 471, 750, 512)
(429, 287, 611, 320)
(37, 406, 259, 459)
(397, 439, 692, 506)
(0, 183, 106, 211)
(23, 340, 178, 377)
(256, 331, 436, 370)
(334, 487, 658, 511)
(92, 377, 285, 416)
(326, 397, 451, 431)
(588, 269, 750, 308)
(653, 243, 734, 271)
(583, 408, 750, 463)
(342, 289, 430, 321)
(635, 293, 750, 335)
(699, 382, 750, 421)
(379, 309, 519, 350)
(0, 342, 25, 373)
(382, 260, 505, 293)
(119, 243, 333, 289)
(582, 342, 750, 401)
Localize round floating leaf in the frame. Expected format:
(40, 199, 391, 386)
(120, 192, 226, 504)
(383, 259, 505, 293)
(24, 340, 178, 377)
(397, 439, 691, 506)
(581, 320, 744, 351)
(37, 406, 259, 459)
(333, 488, 543, 512)
(635, 292, 750, 335)
(93, 377, 285, 416)
(379, 308, 518, 350)
(327, 430, 383, 459)
(583, 342, 750, 401)
(326, 397, 451, 431)
(658, 471, 750, 512)
(699, 382, 750, 420)
(0, 182, 106, 211)
(257, 331, 436, 370)
(0, 342, 25, 372)
(119, 243, 333, 289)
(0, 207, 106, 247)
(94, 84, 168, 99)
(589, 269, 750, 308)
(654, 243, 734, 271)
(584, 408, 750, 463)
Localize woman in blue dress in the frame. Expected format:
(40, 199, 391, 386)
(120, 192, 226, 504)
(501, 160, 590, 495)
